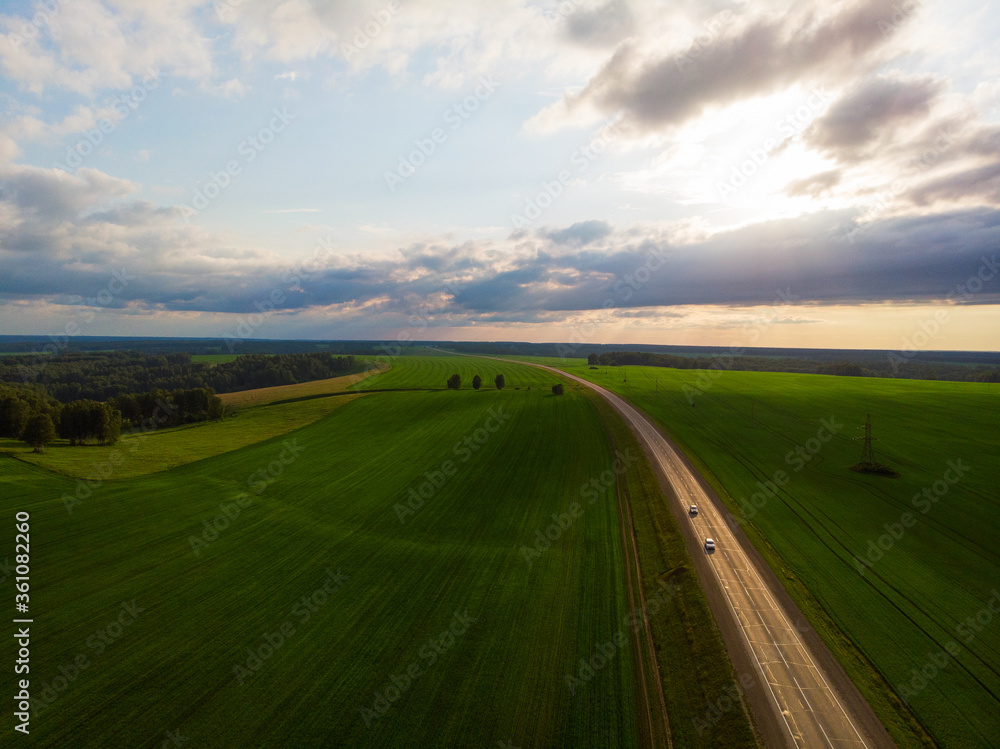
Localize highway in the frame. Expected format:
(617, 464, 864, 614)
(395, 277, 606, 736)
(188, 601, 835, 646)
(529, 362, 883, 748)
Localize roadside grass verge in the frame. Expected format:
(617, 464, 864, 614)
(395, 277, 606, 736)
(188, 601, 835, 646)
(578, 382, 760, 748)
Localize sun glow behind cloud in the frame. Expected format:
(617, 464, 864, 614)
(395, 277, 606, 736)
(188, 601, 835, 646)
(0, 0, 997, 349)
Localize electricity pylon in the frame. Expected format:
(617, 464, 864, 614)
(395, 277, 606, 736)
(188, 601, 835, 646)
(855, 413, 876, 465)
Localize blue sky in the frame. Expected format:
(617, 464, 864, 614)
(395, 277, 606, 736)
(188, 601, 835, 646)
(1, 0, 999, 350)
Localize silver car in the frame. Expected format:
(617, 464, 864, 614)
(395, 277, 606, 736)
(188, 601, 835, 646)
(689, 505, 698, 516)
(705, 538, 716, 552)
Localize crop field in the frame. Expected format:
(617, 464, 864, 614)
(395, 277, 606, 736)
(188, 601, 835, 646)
(1, 357, 650, 747)
(527, 356, 1000, 747)
(218, 365, 380, 408)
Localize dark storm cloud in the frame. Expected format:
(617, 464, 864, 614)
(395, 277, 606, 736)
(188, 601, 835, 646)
(566, 0, 911, 132)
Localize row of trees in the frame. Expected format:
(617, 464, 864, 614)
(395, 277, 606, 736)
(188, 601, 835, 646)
(0, 386, 62, 453)
(0, 381, 225, 452)
(1, 351, 361, 402)
(586, 351, 1000, 382)
(446, 373, 506, 390)
(112, 387, 224, 428)
(60, 401, 121, 446)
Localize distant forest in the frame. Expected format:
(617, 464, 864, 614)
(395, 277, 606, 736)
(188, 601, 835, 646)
(0, 351, 362, 402)
(586, 351, 1000, 383)
(0, 352, 363, 450)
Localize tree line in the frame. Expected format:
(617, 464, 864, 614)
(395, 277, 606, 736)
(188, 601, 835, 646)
(587, 352, 1000, 382)
(0, 351, 362, 402)
(1, 349, 362, 452)
(0, 383, 226, 452)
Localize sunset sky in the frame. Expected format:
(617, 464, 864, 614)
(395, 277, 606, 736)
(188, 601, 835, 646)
(1, 0, 998, 350)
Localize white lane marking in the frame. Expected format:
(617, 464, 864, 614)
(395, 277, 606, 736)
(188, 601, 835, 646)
(530, 365, 872, 748)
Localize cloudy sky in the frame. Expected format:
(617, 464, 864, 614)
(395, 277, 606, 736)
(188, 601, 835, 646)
(1, 0, 998, 350)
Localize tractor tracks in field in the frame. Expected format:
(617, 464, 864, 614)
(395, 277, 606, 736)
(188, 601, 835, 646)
(614, 478, 673, 749)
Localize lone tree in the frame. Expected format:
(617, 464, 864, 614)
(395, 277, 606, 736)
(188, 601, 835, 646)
(447, 373, 462, 390)
(495, 373, 505, 390)
(552, 383, 564, 395)
(22, 413, 56, 453)
(472, 374, 482, 390)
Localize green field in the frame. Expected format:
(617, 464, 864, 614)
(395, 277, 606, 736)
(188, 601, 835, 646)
(1, 365, 382, 480)
(190, 353, 241, 364)
(0, 393, 363, 480)
(2, 357, 653, 747)
(526, 356, 1000, 747)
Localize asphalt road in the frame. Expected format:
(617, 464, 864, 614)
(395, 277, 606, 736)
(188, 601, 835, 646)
(529, 363, 890, 749)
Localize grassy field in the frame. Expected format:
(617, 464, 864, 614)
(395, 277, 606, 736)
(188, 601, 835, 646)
(578, 384, 759, 748)
(1, 368, 383, 480)
(523, 356, 1000, 748)
(219, 366, 381, 407)
(190, 353, 241, 364)
(1, 357, 649, 747)
(351, 354, 557, 392)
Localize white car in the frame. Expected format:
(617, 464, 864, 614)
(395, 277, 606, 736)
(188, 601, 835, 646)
(689, 505, 698, 516)
(704, 538, 716, 552)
